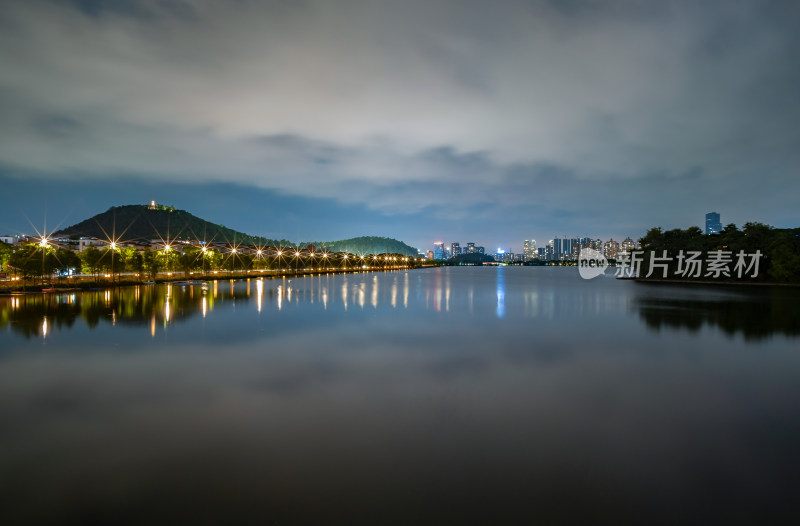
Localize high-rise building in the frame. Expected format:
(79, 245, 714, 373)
(466, 242, 476, 254)
(705, 212, 722, 235)
(620, 237, 637, 257)
(476, 246, 485, 255)
(604, 238, 620, 259)
(537, 247, 546, 260)
(552, 238, 562, 258)
(523, 239, 536, 260)
(451, 242, 461, 257)
(563, 238, 574, 260)
(433, 241, 444, 260)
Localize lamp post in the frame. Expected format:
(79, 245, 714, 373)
(39, 237, 48, 286)
(110, 241, 117, 284)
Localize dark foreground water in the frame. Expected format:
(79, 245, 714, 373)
(1, 267, 800, 524)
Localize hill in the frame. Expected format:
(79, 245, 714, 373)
(54, 205, 292, 246)
(300, 236, 419, 257)
(53, 205, 420, 256)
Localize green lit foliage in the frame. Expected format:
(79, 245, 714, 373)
(0, 241, 11, 271)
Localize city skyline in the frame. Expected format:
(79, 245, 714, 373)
(1, 1, 798, 251)
(0, 199, 740, 258)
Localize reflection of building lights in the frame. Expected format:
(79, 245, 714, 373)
(42, 316, 48, 338)
(202, 296, 207, 318)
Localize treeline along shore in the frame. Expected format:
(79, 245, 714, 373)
(636, 222, 800, 285)
(0, 240, 426, 292)
(0, 203, 428, 290)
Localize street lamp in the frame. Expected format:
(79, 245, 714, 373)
(39, 237, 49, 285)
(107, 241, 118, 283)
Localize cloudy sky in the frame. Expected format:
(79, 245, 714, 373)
(1, 0, 798, 252)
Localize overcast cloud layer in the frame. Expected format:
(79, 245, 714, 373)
(1, 0, 798, 249)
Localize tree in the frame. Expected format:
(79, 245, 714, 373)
(80, 247, 104, 279)
(9, 244, 41, 279)
(53, 249, 81, 279)
(177, 246, 201, 277)
(0, 241, 11, 271)
(142, 248, 161, 280)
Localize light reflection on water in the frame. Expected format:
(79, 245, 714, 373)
(1, 267, 800, 524)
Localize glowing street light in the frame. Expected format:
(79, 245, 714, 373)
(38, 236, 50, 285)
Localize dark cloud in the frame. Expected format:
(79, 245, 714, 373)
(1, 0, 798, 248)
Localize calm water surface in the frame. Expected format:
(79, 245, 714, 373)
(1, 267, 799, 524)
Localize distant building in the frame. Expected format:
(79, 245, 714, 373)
(78, 237, 105, 251)
(494, 250, 514, 262)
(552, 238, 562, 259)
(523, 239, 536, 260)
(450, 242, 461, 257)
(562, 238, 573, 260)
(466, 242, 476, 254)
(620, 237, 637, 257)
(0, 235, 19, 246)
(705, 212, 722, 235)
(433, 241, 444, 260)
(426, 250, 434, 260)
(604, 238, 620, 259)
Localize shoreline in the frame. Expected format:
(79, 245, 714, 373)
(630, 277, 800, 288)
(0, 266, 429, 294)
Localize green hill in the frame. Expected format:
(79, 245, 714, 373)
(54, 205, 292, 246)
(301, 236, 419, 257)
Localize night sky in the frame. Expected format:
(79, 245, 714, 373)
(1, 0, 798, 253)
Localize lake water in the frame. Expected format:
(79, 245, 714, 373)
(2, 267, 799, 524)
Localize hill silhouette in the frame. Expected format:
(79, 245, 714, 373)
(55, 205, 294, 246)
(301, 236, 419, 257)
(54, 204, 420, 255)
